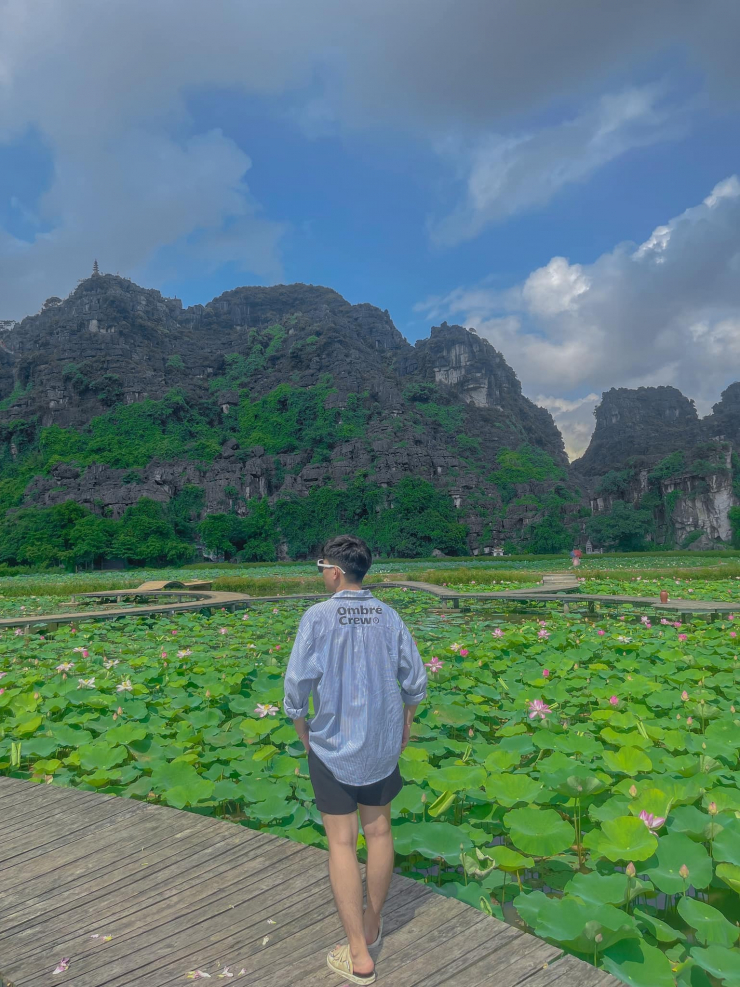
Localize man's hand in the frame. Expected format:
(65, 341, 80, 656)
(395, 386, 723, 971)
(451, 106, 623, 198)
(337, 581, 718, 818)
(300, 731, 310, 754)
(401, 721, 411, 752)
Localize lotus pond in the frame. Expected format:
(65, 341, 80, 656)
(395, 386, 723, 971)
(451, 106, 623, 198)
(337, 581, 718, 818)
(2, 593, 740, 986)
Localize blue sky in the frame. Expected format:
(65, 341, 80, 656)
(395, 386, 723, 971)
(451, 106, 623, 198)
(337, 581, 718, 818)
(1, 1, 740, 455)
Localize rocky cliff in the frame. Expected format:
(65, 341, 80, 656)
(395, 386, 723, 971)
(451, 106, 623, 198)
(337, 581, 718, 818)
(0, 272, 570, 556)
(574, 386, 740, 548)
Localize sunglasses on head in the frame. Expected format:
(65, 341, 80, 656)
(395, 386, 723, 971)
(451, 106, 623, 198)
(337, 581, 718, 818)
(317, 558, 346, 574)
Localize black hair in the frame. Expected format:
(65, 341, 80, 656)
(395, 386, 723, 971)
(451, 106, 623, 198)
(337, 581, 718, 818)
(322, 534, 372, 582)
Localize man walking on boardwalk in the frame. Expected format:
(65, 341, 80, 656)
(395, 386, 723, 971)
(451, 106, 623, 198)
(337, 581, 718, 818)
(283, 534, 428, 985)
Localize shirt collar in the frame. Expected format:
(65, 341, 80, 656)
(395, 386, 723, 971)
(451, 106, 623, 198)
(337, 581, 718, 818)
(333, 589, 373, 598)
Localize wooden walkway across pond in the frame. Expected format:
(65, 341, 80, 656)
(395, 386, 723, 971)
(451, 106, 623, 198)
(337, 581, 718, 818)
(0, 777, 617, 987)
(0, 576, 735, 634)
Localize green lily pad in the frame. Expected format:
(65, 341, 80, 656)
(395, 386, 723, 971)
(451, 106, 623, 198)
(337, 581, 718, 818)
(716, 862, 740, 895)
(563, 871, 629, 906)
(691, 943, 740, 985)
(678, 897, 740, 948)
(601, 938, 676, 987)
(714, 819, 740, 867)
(427, 764, 486, 794)
(583, 815, 658, 862)
(644, 834, 713, 893)
(485, 773, 543, 807)
(633, 907, 686, 943)
(505, 807, 575, 857)
(392, 820, 472, 863)
(602, 747, 654, 776)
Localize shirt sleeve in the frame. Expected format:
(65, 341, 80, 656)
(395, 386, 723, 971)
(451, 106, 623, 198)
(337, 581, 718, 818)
(283, 612, 320, 720)
(397, 621, 428, 706)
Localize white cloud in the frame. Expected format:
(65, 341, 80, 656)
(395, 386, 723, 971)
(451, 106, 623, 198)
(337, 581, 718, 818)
(0, 0, 739, 316)
(417, 176, 740, 457)
(430, 86, 685, 245)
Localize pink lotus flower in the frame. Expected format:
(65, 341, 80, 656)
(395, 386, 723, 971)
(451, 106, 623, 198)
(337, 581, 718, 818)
(14, 628, 23, 636)
(609, 696, 619, 706)
(219, 628, 228, 635)
(56, 662, 74, 672)
(272, 608, 279, 614)
(77, 677, 95, 689)
(686, 716, 693, 725)
(178, 649, 192, 657)
(116, 679, 133, 693)
(0, 688, 4, 695)
(450, 642, 461, 652)
(597, 629, 605, 636)
(255, 703, 279, 718)
(639, 810, 666, 831)
(459, 648, 469, 657)
(538, 629, 550, 639)
(641, 616, 650, 626)
(242, 613, 250, 620)
(660, 618, 670, 625)
(542, 668, 550, 678)
(492, 628, 504, 638)
(681, 690, 689, 701)
(678, 633, 688, 642)
(171, 629, 177, 635)
(53, 958, 70, 974)
(424, 656, 444, 674)
(731, 632, 737, 639)
(103, 659, 119, 669)
(674, 622, 682, 628)
(161, 651, 168, 659)
(0, 672, 5, 680)
(528, 699, 551, 720)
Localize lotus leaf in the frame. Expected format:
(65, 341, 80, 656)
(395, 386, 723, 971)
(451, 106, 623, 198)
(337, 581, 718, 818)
(426, 764, 485, 794)
(644, 833, 713, 893)
(485, 773, 543, 807)
(563, 871, 629, 907)
(633, 908, 685, 943)
(584, 815, 658, 862)
(677, 896, 740, 947)
(691, 943, 740, 984)
(76, 743, 128, 772)
(505, 807, 575, 857)
(475, 845, 534, 872)
(602, 747, 653, 776)
(711, 818, 740, 867)
(601, 939, 676, 987)
(391, 821, 472, 862)
(716, 862, 740, 895)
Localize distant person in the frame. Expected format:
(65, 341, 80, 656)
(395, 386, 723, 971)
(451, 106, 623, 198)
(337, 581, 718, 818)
(570, 547, 582, 568)
(283, 534, 427, 985)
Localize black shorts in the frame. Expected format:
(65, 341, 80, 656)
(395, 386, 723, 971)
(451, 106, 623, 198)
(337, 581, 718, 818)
(308, 748, 403, 815)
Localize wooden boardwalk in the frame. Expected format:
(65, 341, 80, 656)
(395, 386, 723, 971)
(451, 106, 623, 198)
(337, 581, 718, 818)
(0, 575, 734, 634)
(0, 777, 618, 987)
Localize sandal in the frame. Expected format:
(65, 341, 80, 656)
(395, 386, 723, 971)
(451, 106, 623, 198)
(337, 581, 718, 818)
(327, 944, 376, 985)
(367, 916, 383, 949)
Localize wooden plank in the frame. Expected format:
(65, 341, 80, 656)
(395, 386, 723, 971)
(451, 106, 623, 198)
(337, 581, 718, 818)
(0, 780, 619, 987)
(4, 833, 295, 966)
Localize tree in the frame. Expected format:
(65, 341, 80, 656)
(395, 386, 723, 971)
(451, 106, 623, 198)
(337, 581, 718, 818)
(526, 512, 572, 554)
(586, 501, 655, 552)
(361, 479, 468, 558)
(114, 498, 192, 566)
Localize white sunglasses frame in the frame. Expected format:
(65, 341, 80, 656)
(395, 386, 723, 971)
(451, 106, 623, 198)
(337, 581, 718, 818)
(316, 558, 346, 574)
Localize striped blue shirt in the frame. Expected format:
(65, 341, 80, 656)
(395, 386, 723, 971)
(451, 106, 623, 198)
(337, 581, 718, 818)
(283, 589, 428, 785)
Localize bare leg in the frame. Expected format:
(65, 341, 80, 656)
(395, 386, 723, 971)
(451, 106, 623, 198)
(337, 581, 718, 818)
(359, 802, 395, 946)
(323, 811, 375, 976)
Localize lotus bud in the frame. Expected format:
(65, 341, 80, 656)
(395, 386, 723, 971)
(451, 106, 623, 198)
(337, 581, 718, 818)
(625, 862, 636, 878)
(629, 785, 638, 798)
(702, 742, 706, 749)
(687, 717, 693, 725)
(468, 728, 474, 737)
(682, 691, 689, 701)
(679, 864, 690, 880)
(295, 766, 300, 776)
(732, 706, 736, 713)
(421, 793, 427, 804)
(112, 713, 117, 721)
(206, 690, 211, 698)
(34, 692, 39, 699)
(708, 802, 718, 815)
(595, 934, 603, 943)
(117, 706, 123, 715)
(44, 775, 53, 784)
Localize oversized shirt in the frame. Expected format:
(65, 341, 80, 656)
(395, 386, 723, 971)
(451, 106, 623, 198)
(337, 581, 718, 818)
(283, 588, 428, 786)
